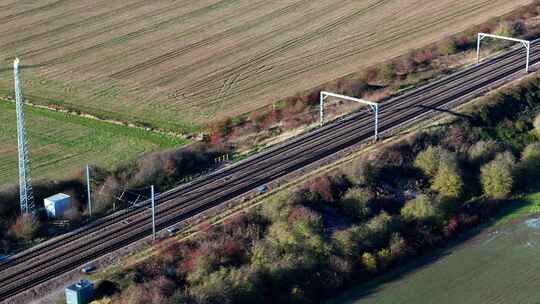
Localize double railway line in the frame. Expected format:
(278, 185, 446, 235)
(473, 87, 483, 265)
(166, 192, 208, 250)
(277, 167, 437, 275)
(0, 40, 538, 302)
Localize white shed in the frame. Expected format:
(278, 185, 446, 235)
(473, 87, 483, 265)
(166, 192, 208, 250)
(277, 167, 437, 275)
(44, 193, 72, 218)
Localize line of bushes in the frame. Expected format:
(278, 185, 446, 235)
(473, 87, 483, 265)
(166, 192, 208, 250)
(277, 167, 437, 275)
(99, 73, 540, 304)
(208, 1, 540, 150)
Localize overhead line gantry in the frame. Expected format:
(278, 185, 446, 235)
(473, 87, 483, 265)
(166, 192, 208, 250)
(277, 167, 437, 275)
(477, 33, 531, 73)
(320, 91, 379, 141)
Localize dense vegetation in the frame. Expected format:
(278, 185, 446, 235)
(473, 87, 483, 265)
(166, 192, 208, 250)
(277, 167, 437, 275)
(209, 1, 540, 150)
(97, 73, 540, 303)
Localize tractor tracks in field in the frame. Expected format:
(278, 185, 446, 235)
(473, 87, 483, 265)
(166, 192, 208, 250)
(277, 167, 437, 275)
(166, 0, 505, 110)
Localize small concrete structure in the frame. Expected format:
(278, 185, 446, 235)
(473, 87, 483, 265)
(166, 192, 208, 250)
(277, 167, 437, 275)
(65, 280, 94, 304)
(44, 193, 72, 218)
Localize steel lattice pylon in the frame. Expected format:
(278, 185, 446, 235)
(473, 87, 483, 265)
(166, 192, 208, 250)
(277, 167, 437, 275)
(13, 58, 34, 214)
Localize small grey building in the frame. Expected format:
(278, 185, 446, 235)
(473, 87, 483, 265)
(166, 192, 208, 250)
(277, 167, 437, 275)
(44, 193, 71, 218)
(65, 280, 94, 304)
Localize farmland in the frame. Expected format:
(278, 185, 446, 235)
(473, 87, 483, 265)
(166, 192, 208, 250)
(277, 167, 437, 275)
(0, 101, 186, 187)
(330, 194, 540, 304)
(0, 0, 533, 133)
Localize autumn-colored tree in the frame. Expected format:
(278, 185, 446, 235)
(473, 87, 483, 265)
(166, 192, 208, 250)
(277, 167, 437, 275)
(431, 160, 463, 198)
(414, 146, 447, 177)
(401, 194, 436, 221)
(306, 176, 334, 202)
(412, 48, 435, 65)
(481, 152, 516, 199)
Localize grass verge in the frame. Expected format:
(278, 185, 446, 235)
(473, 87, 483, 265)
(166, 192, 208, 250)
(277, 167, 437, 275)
(0, 100, 188, 187)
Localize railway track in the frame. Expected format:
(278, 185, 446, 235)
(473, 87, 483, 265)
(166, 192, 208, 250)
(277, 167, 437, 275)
(0, 41, 538, 302)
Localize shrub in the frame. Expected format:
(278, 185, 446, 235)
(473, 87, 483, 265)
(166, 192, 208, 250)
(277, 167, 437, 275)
(494, 20, 523, 37)
(455, 34, 474, 50)
(359, 212, 395, 250)
(377, 63, 395, 83)
(306, 176, 334, 202)
(400, 194, 436, 221)
(119, 277, 175, 304)
(305, 175, 350, 203)
(376, 248, 392, 270)
(208, 117, 233, 137)
(389, 233, 410, 260)
(332, 228, 359, 257)
(341, 188, 372, 221)
(9, 214, 41, 241)
(393, 57, 415, 76)
(481, 152, 516, 199)
(437, 38, 458, 56)
(361, 252, 377, 273)
(412, 48, 435, 65)
(431, 160, 463, 198)
(126, 144, 222, 189)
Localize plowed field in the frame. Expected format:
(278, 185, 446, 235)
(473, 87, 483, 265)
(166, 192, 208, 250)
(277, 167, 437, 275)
(0, 0, 532, 131)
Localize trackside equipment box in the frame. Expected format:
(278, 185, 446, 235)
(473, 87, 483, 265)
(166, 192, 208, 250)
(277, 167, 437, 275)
(44, 193, 71, 218)
(65, 280, 94, 304)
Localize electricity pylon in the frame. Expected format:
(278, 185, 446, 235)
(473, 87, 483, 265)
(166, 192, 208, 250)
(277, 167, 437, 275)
(14, 58, 34, 214)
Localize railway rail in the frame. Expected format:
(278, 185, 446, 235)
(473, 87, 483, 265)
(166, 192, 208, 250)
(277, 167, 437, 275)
(0, 40, 538, 302)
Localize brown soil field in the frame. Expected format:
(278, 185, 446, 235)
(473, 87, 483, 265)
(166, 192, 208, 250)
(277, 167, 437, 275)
(0, 0, 532, 132)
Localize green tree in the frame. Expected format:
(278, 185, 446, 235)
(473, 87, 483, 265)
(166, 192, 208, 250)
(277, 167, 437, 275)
(431, 160, 463, 198)
(521, 143, 540, 189)
(414, 146, 448, 177)
(481, 152, 516, 199)
(400, 194, 436, 221)
(341, 188, 372, 220)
